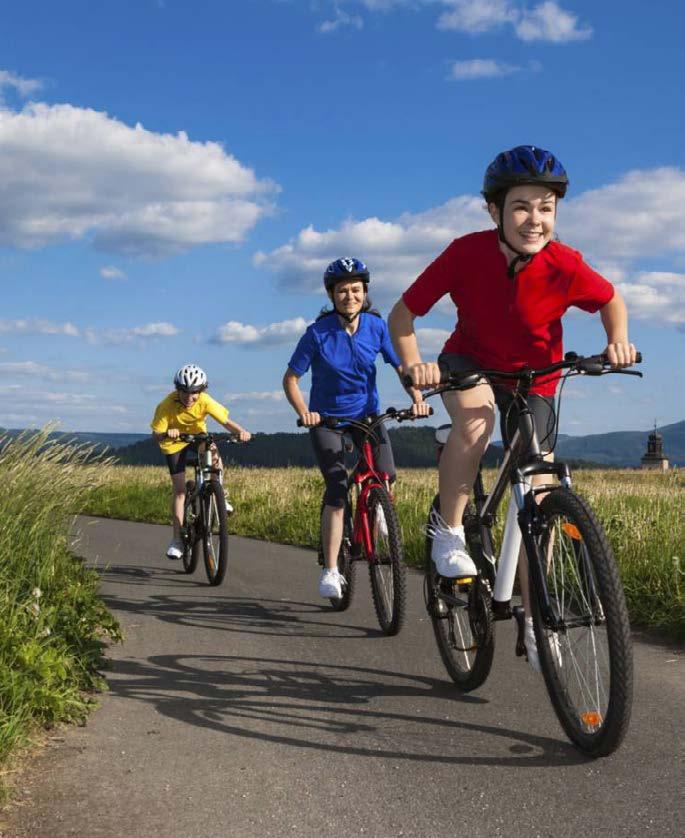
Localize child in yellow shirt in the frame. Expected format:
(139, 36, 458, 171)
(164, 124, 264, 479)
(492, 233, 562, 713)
(151, 363, 251, 559)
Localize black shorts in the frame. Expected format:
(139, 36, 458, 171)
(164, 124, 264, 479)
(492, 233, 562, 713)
(437, 353, 557, 454)
(165, 446, 198, 476)
(309, 421, 396, 508)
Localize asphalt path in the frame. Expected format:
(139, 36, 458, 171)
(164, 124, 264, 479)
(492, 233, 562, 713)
(4, 516, 683, 837)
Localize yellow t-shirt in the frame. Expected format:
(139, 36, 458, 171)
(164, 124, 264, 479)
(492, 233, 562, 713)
(151, 392, 230, 454)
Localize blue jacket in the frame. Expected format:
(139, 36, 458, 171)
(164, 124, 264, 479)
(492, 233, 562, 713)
(288, 312, 400, 418)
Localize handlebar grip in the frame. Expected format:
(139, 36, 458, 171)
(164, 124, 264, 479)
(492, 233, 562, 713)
(296, 419, 304, 427)
(402, 374, 414, 388)
(635, 351, 642, 364)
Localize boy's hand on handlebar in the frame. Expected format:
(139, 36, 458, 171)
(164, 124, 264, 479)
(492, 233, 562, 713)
(166, 428, 180, 440)
(604, 341, 638, 369)
(236, 429, 252, 443)
(405, 362, 442, 389)
(298, 411, 321, 428)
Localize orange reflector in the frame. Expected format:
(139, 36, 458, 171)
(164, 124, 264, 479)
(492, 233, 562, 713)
(581, 711, 603, 727)
(563, 523, 582, 541)
(456, 577, 474, 584)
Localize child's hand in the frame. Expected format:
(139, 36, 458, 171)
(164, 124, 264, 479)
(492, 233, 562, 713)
(237, 429, 251, 443)
(604, 341, 637, 368)
(167, 428, 180, 439)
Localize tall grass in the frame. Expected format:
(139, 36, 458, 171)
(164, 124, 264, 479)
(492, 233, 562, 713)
(83, 464, 684, 642)
(0, 430, 121, 787)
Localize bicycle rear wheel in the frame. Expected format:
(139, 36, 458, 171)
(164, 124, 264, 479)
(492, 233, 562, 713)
(532, 488, 633, 757)
(318, 497, 355, 611)
(202, 481, 229, 586)
(367, 486, 406, 635)
(181, 480, 200, 574)
(424, 496, 494, 690)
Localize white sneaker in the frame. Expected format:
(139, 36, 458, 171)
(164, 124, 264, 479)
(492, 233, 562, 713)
(225, 497, 234, 514)
(166, 538, 184, 560)
(427, 509, 477, 578)
(375, 505, 388, 539)
(525, 617, 563, 673)
(319, 569, 342, 599)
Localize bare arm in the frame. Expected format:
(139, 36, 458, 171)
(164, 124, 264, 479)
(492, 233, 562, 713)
(282, 368, 320, 427)
(388, 298, 441, 388)
(599, 289, 637, 367)
(223, 417, 251, 442)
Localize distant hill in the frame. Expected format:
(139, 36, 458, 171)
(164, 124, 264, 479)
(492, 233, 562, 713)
(5, 421, 682, 469)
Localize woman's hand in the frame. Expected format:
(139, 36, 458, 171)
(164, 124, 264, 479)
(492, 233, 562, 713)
(298, 411, 321, 427)
(604, 341, 637, 368)
(406, 362, 442, 389)
(411, 400, 432, 417)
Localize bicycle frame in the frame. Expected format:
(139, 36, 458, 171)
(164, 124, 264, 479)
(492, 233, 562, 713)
(349, 434, 391, 563)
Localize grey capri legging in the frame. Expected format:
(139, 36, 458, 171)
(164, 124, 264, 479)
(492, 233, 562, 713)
(438, 353, 558, 454)
(309, 421, 397, 508)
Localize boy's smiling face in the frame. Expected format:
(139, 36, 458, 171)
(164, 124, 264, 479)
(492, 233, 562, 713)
(177, 390, 201, 408)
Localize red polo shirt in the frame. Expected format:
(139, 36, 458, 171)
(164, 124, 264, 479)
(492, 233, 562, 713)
(403, 229, 615, 396)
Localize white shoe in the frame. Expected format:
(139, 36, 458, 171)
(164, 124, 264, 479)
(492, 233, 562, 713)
(319, 569, 342, 599)
(225, 498, 234, 514)
(427, 509, 477, 578)
(375, 505, 388, 539)
(166, 538, 184, 560)
(524, 618, 563, 672)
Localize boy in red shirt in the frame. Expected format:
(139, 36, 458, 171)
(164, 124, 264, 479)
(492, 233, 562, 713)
(389, 145, 637, 670)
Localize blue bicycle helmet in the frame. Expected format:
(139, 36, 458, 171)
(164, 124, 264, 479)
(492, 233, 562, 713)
(482, 145, 569, 203)
(323, 257, 370, 292)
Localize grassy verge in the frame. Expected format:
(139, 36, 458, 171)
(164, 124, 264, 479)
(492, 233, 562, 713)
(0, 431, 121, 797)
(83, 464, 684, 642)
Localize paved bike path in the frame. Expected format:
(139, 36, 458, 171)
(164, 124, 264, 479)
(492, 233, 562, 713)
(3, 516, 682, 837)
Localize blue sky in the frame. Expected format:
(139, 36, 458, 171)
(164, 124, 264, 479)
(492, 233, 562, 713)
(1, 0, 683, 436)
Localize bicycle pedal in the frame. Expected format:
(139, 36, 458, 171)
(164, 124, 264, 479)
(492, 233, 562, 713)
(513, 606, 526, 657)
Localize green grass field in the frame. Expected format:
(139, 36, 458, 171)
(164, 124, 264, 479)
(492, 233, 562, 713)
(0, 432, 121, 797)
(83, 464, 684, 642)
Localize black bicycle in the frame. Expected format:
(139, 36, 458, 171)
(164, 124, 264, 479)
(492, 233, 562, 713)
(178, 432, 232, 586)
(300, 407, 431, 635)
(414, 351, 642, 757)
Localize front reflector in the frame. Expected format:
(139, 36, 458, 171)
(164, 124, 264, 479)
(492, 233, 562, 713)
(562, 523, 582, 540)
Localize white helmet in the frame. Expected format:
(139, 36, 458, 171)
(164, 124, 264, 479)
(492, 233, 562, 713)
(173, 363, 208, 393)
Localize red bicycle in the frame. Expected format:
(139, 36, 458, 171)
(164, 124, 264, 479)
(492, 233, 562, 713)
(301, 407, 431, 635)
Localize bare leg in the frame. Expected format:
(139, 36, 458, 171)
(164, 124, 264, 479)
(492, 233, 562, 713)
(439, 383, 496, 527)
(321, 504, 345, 571)
(171, 472, 186, 540)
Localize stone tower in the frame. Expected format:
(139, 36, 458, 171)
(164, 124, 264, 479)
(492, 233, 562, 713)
(640, 422, 669, 471)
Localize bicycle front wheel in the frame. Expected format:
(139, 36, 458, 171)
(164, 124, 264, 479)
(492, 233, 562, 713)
(532, 488, 633, 757)
(424, 496, 494, 690)
(367, 486, 406, 635)
(201, 481, 229, 586)
(181, 480, 200, 574)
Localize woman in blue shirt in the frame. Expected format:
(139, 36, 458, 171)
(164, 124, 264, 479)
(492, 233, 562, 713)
(283, 257, 427, 599)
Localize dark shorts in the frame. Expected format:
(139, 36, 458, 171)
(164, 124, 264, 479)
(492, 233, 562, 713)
(165, 446, 198, 476)
(438, 353, 557, 454)
(309, 421, 396, 508)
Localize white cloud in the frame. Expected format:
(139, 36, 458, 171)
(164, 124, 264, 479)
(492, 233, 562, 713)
(416, 328, 452, 354)
(615, 273, 685, 328)
(210, 317, 309, 346)
(515, 1, 592, 42)
(0, 69, 42, 100)
(0, 102, 278, 257)
(0, 318, 80, 337)
(319, 7, 363, 32)
(224, 390, 286, 402)
(85, 321, 181, 345)
(437, 0, 517, 33)
(0, 361, 90, 382)
(100, 266, 126, 280)
(256, 196, 486, 295)
(448, 59, 523, 80)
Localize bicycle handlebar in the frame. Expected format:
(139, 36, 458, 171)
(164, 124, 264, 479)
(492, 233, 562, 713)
(175, 432, 243, 444)
(296, 405, 433, 430)
(401, 351, 643, 392)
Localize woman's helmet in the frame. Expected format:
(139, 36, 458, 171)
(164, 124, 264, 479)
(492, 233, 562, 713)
(173, 363, 208, 393)
(482, 145, 569, 204)
(323, 257, 370, 292)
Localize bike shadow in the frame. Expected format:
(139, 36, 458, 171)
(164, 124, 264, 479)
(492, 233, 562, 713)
(105, 651, 586, 767)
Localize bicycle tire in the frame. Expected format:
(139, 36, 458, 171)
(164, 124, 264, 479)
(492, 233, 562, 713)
(181, 481, 200, 574)
(531, 488, 633, 757)
(202, 481, 229, 586)
(367, 486, 406, 635)
(318, 496, 355, 611)
(424, 496, 494, 690)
